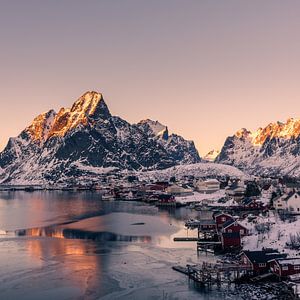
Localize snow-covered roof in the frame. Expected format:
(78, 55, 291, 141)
(276, 258, 300, 266)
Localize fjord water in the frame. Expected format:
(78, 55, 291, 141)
(0, 191, 230, 300)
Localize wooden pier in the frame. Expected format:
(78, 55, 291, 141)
(173, 262, 252, 290)
(173, 237, 199, 242)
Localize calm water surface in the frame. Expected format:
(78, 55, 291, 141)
(0, 191, 236, 300)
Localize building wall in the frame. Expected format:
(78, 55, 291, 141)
(287, 194, 300, 214)
(215, 214, 234, 229)
(223, 223, 248, 236)
(221, 236, 241, 249)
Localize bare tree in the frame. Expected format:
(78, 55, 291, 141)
(287, 233, 300, 250)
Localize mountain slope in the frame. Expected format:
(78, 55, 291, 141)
(0, 91, 200, 184)
(216, 118, 300, 177)
(203, 149, 220, 162)
(137, 162, 246, 182)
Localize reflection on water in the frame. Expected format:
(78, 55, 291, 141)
(0, 191, 215, 300)
(16, 226, 152, 243)
(0, 191, 169, 231)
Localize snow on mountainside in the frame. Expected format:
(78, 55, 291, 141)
(138, 119, 168, 139)
(137, 162, 245, 182)
(0, 91, 201, 184)
(203, 149, 220, 162)
(216, 118, 300, 177)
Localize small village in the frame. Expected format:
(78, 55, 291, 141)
(2, 172, 300, 298)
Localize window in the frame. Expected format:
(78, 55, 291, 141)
(240, 229, 244, 235)
(258, 263, 266, 268)
(222, 217, 226, 222)
(228, 229, 232, 233)
(294, 266, 300, 270)
(282, 266, 288, 271)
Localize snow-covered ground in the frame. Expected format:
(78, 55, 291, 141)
(71, 161, 117, 174)
(175, 190, 226, 205)
(241, 211, 300, 257)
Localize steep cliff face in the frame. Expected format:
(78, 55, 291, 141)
(0, 91, 200, 184)
(216, 118, 300, 177)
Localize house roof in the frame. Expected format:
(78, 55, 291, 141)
(276, 191, 300, 203)
(223, 220, 248, 231)
(242, 250, 287, 264)
(275, 258, 300, 266)
(222, 219, 235, 228)
(199, 220, 216, 226)
(241, 197, 254, 206)
(227, 182, 245, 191)
(214, 212, 233, 219)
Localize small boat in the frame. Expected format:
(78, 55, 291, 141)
(101, 192, 116, 201)
(123, 191, 143, 201)
(185, 218, 201, 227)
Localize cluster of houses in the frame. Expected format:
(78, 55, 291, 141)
(195, 211, 300, 281)
(196, 212, 248, 251)
(273, 191, 300, 215)
(241, 249, 300, 279)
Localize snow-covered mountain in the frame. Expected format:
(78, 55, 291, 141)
(0, 91, 200, 184)
(203, 149, 220, 162)
(216, 118, 300, 177)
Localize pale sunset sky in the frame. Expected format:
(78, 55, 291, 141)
(1, 1, 300, 155)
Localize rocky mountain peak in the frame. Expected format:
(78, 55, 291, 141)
(234, 128, 251, 139)
(26, 109, 56, 142)
(138, 119, 169, 140)
(233, 118, 300, 147)
(217, 117, 300, 177)
(204, 149, 220, 162)
(0, 91, 200, 184)
(70, 91, 110, 119)
(47, 91, 111, 138)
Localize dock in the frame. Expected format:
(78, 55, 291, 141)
(173, 237, 199, 242)
(173, 262, 252, 289)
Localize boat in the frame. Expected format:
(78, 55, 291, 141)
(185, 218, 201, 227)
(122, 191, 143, 201)
(101, 192, 116, 201)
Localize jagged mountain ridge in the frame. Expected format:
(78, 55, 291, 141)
(0, 91, 200, 184)
(216, 118, 300, 177)
(203, 149, 220, 162)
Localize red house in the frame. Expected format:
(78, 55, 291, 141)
(198, 220, 217, 232)
(222, 219, 248, 236)
(240, 250, 287, 275)
(221, 232, 241, 250)
(214, 213, 234, 230)
(269, 258, 300, 278)
(241, 198, 264, 210)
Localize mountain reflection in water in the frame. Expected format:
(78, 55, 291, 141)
(0, 191, 211, 300)
(16, 226, 152, 243)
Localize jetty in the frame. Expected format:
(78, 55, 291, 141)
(173, 262, 252, 289)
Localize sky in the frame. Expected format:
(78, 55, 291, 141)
(1, 0, 300, 156)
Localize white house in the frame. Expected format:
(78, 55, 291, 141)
(273, 192, 300, 214)
(165, 184, 193, 196)
(196, 179, 220, 194)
